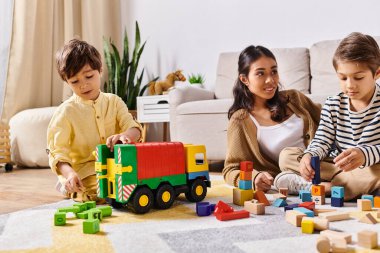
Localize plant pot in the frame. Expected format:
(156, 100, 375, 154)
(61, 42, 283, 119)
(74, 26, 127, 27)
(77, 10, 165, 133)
(190, 83, 204, 88)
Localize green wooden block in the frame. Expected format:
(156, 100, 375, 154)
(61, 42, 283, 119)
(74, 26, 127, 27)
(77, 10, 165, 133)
(88, 209, 103, 221)
(54, 212, 66, 226)
(57, 206, 80, 214)
(73, 203, 88, 212)
(76, 210, 89, 219)
(83, 219, 100, 234)
(85, 201, 96, 210)
(97, 206, 112, 217)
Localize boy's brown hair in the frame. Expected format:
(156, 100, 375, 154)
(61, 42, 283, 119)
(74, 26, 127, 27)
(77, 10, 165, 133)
(333, 32, 380, 76)
(56, 38, 102, 81)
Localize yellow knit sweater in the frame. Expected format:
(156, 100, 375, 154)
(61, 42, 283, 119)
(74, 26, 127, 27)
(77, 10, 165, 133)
(223, 89, 321, 188)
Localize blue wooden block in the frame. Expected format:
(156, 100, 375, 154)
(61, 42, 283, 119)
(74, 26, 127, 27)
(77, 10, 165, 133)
(299, 190, 310, 199)
(301, 192, 312, 202)
(293, 207, 314, 217)
(273, 198, 288, 207)
(239, 180, 252, 190)
(361, 195, 374, 207)
(331, 197, 344, 207)
(331, 186, 344, 198)
(311, 156, 321, 185)
(284, 203, 299, 212)
(196, 202, 215, 216)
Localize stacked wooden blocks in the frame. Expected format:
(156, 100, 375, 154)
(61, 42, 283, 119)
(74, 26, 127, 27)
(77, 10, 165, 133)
(331, 186, 344, 207)
(311, 156, 325, 205)
(233, 161, 254, 206)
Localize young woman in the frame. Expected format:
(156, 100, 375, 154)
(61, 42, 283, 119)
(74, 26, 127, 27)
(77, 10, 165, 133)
(223, 45, 321, 192)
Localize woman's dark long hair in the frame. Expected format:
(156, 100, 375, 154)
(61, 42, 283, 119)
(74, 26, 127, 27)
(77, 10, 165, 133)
(227, 45, 288, 122)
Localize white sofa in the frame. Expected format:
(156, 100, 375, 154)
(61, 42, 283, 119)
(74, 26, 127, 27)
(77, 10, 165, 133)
(169, 37, 380, 161)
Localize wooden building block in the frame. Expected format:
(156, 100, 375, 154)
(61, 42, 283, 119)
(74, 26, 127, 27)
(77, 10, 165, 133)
(331, 197, 344, 207)
(312, 195, 325, 205)
(301, 219, 314, 234)
(240, 170, 252, 181)
(314, 208, 336, 216)
(374, 196, 380, 208)
(358, 230, 378, 249)
(215, 210, 250, 221)
(300, 192, 312, 202)
(240, 161, 253, 172)
(357, 199, 372, 211)
(279, 188, 288, 197)
(299, 201, 315, 211)
(304, 217, 329, 231)
(331, 186, 344, 198)
(362, 195, 374, 207)
(311, 184, 325, 196)
(316, 235, 330, 253)
(330, 238, 347, 253)
(318, 211, 350, 222)
(320, 229, 352, 244)
(233, 188, 253, 206)
(272, 193, 287, 200)
(359, 213, 377, 224)
(244, 201, 265, 215)
(273, 198, 287, 207)
(254, 190, 270, 206)
(293, 207, 314, 217)
(285, 210, 306, 227)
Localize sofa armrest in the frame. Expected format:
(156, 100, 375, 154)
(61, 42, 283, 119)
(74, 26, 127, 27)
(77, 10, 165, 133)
(169, 86, 215, 141)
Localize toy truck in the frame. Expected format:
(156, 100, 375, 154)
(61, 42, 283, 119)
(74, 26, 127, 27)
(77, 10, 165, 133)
(95, 142, 211, 214)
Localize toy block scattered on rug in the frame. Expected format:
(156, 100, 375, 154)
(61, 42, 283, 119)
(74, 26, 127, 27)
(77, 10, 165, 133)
(214, 200, 249, 221)
(330, 238, 348, 253)
(320, 229, 352, 244)
(293, 207, 314, 217)
(302, 217, 329, 231)
(273, 198, 287, 207)
(254, 190, 270, 206)
(244, 200, 265, 215)
(233, 188, 254, 206)
(358, 213, 377, 224)
(300, 191, 312, 202)
(272, 192, 287, 200)
(196, 202, 215, 216)
(361, 195, 374, 207)
(298, 201, 315, 211)
(301, 219, 314, 234)
(357, 230, 378, 249)
(316, 235, 330, 253)
(318, 211, 350, 222)
(312, 195, 325, 206)
(285, 210, 306, 227)
(314, 208, 337, 216)
(357, 199, 372, 211)
(279, 188, 288, 198)
(331, 186, 344, 207)
(284, 203, 299, 212)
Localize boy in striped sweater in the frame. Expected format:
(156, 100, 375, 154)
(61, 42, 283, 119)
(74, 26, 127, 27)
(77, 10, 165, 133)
(274, 32, 380, 200)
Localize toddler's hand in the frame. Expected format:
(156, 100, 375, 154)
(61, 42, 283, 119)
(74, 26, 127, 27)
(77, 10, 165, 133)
(299, 153, 314, 181)
(254, 171, 274, 192)
(106, 134, 131, 151)
(65, 172, 84, 193)
(333, 148, 365, 172)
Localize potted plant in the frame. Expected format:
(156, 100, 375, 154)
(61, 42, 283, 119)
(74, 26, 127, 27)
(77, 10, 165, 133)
(103, 21, 157, 113)
(188, 73, 205, 88)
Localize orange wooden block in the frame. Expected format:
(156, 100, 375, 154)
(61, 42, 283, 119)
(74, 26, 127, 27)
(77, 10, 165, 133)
(254, 190, 270, 206)
(240, 171, 252, 181)
(374, 196, 380, 208)
(279, 188, 288, 197)
(311, 185, 325, 196)
(240, 161, 253, 172)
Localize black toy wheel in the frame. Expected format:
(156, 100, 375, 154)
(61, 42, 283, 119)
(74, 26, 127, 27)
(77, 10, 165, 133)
(5, 163, 13, 172)
(106, 198, 124, 209)
(128, 187, 153, 214)
(154, 184, 175, 209)
(185, 179, 207, 202)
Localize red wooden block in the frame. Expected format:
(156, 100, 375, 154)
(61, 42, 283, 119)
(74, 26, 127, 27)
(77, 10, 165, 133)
(299, 201, 315, 211)
(215, 210, 250, 221)
(214, 200, 234, 215)
(254, 190, 270, 206)
(240, 161, 253, 172)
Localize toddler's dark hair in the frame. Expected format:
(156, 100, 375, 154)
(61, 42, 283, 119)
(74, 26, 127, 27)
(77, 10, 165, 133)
(56, 38, 102, 80)
(333, 32, 380, 76)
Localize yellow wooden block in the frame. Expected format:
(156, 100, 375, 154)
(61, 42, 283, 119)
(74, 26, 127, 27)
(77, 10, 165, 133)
(301, 219, 314, 234)
(233, 188, 253, 206)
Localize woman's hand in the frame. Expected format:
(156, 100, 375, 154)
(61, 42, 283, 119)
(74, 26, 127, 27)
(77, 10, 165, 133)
(333, 148, 365, 172)
(299, 153, 314, 181)
(254, 172, 273, 192)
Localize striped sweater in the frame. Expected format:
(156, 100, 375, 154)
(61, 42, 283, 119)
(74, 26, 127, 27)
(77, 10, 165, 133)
(305, 84, 380, 167)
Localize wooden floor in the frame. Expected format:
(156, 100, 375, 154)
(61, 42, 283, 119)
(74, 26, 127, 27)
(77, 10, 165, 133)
(0, 167, 64, 215)
(0, 162, 224, 215)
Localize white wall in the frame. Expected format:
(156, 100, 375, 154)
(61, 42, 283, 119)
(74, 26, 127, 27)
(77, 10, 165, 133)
(0, 0, 13, 119)
(121, 0, 380, 90)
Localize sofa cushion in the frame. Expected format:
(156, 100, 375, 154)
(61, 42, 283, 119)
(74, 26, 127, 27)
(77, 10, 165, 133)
(214, 48, 311, 99)
(310, 36, 380, 99)
(9, 107, 57, 167)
